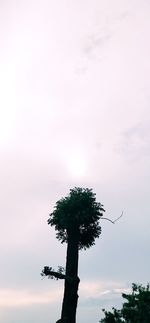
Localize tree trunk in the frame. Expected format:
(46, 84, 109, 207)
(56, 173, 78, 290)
(61, 228, 80, 323)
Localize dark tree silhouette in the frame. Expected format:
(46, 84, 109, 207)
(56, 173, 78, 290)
(41, 187, 105, 323)
(100, 283, 150, 323)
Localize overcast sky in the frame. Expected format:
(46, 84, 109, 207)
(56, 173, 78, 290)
(0, 0, 150, 322)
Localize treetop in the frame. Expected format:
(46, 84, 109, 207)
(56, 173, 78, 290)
(48, 187, 105, 249)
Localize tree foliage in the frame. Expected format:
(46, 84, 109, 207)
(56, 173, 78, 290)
(100, 283, 150, 323)
(48, 187, 105, 249)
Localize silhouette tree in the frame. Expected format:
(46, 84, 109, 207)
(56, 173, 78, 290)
(100, 283, 150, 323)
(41, 187, 105, 323)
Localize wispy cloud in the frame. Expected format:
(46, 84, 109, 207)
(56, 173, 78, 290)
(79, 280, 130, 306)
(117, 122, 150, 161)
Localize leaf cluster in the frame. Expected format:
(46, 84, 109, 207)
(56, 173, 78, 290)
(48, 187, 105, 249)
(41, 266, 65, 280)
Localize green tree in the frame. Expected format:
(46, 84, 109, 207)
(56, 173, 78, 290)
(42, 187, 105, 323)
(100, 283, 150, 323)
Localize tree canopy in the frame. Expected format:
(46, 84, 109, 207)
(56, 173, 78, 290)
(48, 187, 105, 249)
(100, 283, 150, 323)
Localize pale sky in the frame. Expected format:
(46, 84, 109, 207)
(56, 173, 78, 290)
(0, 1, 150, 322)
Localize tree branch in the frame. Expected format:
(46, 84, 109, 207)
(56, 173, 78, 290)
(101, 211, 123, 224)
(41, 266, 73, 282)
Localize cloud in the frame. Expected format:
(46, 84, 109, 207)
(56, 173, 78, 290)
(79, 3, 131, 68)
(79, 279, 131, 306)
(117, 122, 150, 161)
(0, 287, 62, 308)
(0, 279, 130, 310)
(83, 32, 111, 61)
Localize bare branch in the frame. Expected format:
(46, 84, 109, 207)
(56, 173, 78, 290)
(101, 211, 123, 224)
(113, 211, 123, 223)
(101, 217, 116, 224)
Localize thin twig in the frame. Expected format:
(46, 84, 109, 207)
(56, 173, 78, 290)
(101, 211, 123, 224)
(113, 211, 123, 223)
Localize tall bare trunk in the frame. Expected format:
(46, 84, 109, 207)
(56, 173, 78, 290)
(61, 228, 80, 323)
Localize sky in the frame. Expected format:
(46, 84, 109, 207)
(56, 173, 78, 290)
(0, 0, 150, 322)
